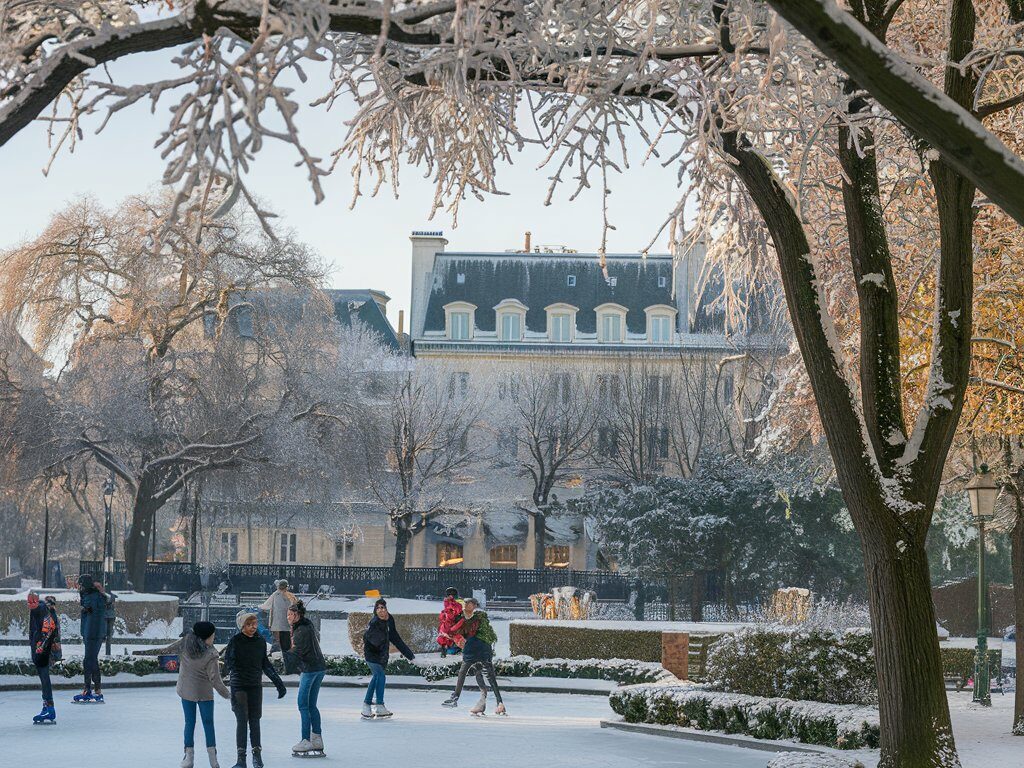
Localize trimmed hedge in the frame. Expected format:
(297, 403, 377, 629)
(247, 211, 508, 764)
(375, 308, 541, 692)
(939, 646, 1002, 689)
(510, 622, 664, 661)
(347, 612, 439, 656)
(767, 754, 865, 768)
(0, 592, 178, 637)
(706, 627, 875, 705)
(1, 653, 668, 686)
(610, 683, 880, 751)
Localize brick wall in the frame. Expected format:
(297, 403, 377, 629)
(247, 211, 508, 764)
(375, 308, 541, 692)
(661, 631, 689, 680)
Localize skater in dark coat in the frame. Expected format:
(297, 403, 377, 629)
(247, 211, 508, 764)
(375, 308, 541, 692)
(224, 611, 287, 768)
(284, 601, 327, 756)
(75, 574, 107, 703)
(441, 598, 505, 715)
(361, 598, 415, 719)
(174, 621, 230, 768)
(27, 591, 59, 723)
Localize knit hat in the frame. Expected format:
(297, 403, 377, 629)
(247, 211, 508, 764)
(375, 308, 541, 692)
(444, 587, 458, 598)
(193, 621, 217, 641)
(78, 573, 95, 590)
(276, 579, 290, 590)
(374, 598, 388, 612)
(236, 610, 257, 630)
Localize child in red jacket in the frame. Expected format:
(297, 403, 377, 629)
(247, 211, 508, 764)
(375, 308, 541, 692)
(437, 587, 464, 657)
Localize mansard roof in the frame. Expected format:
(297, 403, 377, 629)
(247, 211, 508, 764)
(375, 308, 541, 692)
(324, 289, 400, 350)
(422, 252, 676, 335)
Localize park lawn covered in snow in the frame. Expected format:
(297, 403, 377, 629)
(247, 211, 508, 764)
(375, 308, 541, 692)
(0, 687, 769, 768)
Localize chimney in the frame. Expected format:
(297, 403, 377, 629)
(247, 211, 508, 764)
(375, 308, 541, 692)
(398, 309, 405, 336)
(524, 231, 532, 253)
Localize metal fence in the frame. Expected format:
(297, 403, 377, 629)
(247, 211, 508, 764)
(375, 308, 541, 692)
(79, 560, 649, 601)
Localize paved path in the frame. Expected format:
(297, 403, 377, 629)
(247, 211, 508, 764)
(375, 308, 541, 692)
(0, 686, 770, 767)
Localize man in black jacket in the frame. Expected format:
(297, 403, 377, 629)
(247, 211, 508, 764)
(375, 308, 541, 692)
(361, 598, 415, 719)
(224, 611, 287, 768)
(285, 601, 328, 756)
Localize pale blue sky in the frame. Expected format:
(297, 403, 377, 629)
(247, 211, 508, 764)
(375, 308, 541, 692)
(0, 51, 687, 325)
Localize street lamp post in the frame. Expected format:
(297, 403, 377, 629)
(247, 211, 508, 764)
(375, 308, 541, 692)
(966, 464, 998, 706)
(102, 473, 116, 587)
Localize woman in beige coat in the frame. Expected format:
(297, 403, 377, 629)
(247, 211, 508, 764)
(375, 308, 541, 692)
(174, 621, 230, 768)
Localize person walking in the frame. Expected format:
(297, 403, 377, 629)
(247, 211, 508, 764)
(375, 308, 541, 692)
(437, 587, 463, 657)
(224, 611, 288, 768)
(175, 621, 230, 768)
(361, 598, 416, 719)
(260, 580, 297, 653)
(74, 574, 107, 703)
(441, 598, 505, 715)
(28, 591, 59, 724)
(284, 601, 327, 757)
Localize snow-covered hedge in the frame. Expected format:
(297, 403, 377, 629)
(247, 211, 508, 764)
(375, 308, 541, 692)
(610, 683, 880, 750)
(347, 612, 439, 655)
(767, 753, 865, 768)
(939, 646, 1001, 689)
(0, 656, 161, 677)
(0, 590, 179, 639)
(705, 626, 875, 705)
(509, 621, 666, 662)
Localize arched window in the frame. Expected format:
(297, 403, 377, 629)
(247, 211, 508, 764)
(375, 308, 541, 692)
(494, 299, 528, 342)
(444, 301, 477, 340)
(545, 303, 578, 343)
(644, 305, 678, 344)
(595, 303, 628, 343)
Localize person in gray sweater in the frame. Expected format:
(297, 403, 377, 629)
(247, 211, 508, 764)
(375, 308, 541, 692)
(173, 621, 230, 768)
(259, 580, 297, 652)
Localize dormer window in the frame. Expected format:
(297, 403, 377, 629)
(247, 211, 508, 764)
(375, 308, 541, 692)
(644, 304, 678, 344)
(545, 303, 578, 343)
(567, 275, 576, 287)
(444, 301, 477, 340)
(494, 299, 528, 342)
(596, 303, 628, 343)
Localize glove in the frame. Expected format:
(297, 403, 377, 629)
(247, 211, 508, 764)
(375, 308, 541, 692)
(276, 682, 287, 699)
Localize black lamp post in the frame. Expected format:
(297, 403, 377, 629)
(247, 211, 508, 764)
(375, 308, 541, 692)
(102, 473, 115, 588)
(966, 464, 998, 706)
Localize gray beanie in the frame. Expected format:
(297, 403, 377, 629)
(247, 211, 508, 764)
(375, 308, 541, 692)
(236, 610, 258, 630)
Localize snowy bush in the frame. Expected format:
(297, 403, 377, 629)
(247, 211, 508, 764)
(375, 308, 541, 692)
(0, 591, 179, 638)
(0, 656, 161, 678)
(939, 647, 1002, 689)
(610, 683, 880, 750)
(705, 626, 875, 705)
(346, 611, 439, 656)
(767, 753, 865, 768)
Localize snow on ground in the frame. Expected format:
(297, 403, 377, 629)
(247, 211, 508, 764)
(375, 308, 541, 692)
(942, 637, 1016, 667)
(0, 687, 770, 768)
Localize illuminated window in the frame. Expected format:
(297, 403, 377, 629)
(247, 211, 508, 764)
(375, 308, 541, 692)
(544, 545, 570, 569)
(489, 545, 518, 568)
(437, 542, 464, 568)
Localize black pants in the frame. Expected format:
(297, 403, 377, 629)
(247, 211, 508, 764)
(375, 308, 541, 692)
(273, 630, 291, 653)
(232, 686, 263, 749)
(36, 664, 53, 703)
(452, 660, 503, 704)
(83, 637, 102, 691)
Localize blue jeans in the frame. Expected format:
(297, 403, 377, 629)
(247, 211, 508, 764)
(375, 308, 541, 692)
(182, 698, 216, 748)
(364, 662, 386, 705)
(298, 671, 325, 739)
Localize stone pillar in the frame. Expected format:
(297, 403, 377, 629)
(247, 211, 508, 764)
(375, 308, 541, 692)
(661, 631, 689, 680)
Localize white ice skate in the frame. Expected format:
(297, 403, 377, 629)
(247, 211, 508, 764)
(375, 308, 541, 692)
(292, 739, 324, 759)
(374, 704, 393, 719)
(469, 694, 487, 717)
(495, 702, 507, 716)
(361, 703, 375, 719)
(180, 747, 195, 768)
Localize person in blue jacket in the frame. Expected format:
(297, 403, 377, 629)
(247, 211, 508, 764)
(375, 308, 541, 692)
(360, 599, 415, 719)
(74, 574, 107, 703)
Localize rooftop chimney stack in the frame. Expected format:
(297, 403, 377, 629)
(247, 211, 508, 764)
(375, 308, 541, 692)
(524, 231, 532, 253)
(398, 309, 405, 336)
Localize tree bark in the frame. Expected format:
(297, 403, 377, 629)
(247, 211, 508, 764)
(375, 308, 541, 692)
(690, 572, 706, 623)
(391, 517, 412, 571)
(124, 494, 162, 591)
(1012, 505, 1024, 734)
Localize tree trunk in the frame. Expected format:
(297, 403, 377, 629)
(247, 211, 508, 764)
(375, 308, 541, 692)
(862, 529, 957, 767)
(390, 518, 412, 598)
(533, 508, 547, 570)
(1012, 507, 1024, 734)
(690, 572, 706, 623)
(125, 494, 162, 592)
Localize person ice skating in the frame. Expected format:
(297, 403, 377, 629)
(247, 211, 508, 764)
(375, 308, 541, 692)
(174, 621, 230, 768)
(441, 598, 505, 716)
(361, 598, 416, 719)
(74, 574, 107, 703)
(284, 601, 327, 756)
(28, 591, 59, 724)
(224, 611, 287, 768)
(260, 579, 297, 653)
(437, 587, 464, 657)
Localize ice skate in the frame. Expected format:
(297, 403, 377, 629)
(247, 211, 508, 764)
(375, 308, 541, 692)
(32, 704, 56, 724)
(230, 748, 246, 768)
(441, 695, 458, 707)
(72, 690, 94, 704)
(91, 692, 105, 703)
(206, 746, 221, 768)
(251, 748, 264, 768)
(310, 733, 324, 752)
(180, 747, 195, 768)
(495, 702, 507, 716)
(292, 738, 324, 758)
(361, 703, 375, 719)
(373, 704, 393, 718)
(469, 693, 487, 716)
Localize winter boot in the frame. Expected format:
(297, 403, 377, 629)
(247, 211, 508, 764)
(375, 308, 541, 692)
(373, 704, 393, 718)
(251, 748, 264, 768)
(180, 747, 195, 768)
(230, 749, 246, 768)
(206, 746, 221, 768)
(361, 703, 374, 719)
(469, 693, 487, 716)
(310, 734, 324, 752)
(441, 695, 458, 707)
